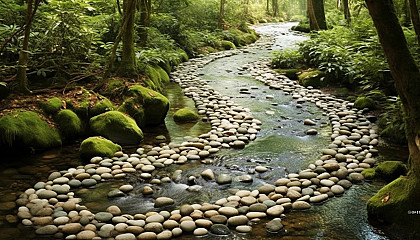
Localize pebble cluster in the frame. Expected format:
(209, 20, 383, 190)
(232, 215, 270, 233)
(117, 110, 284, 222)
(14, 31, 379, 239)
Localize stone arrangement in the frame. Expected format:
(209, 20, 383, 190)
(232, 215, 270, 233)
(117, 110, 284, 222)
(15, 30, 378, 240)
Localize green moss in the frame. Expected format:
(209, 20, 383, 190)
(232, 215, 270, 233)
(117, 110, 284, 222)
(0, 111, 61, 150)
(367, 176, 420, 229)
(376, 161, 408, 181)
(362, 168, 376, 180)
(89, 111, 143, 145)
(40, 97, 63, 115)
(102, 79, 125, 98)
(278, 69, 299, 80)
(153, 65, 170, 83)
(207, 46, 216, 53)
(158, 60, 172, 74)
(173, 108, 199, 123)
(243, 33, 258, 44)
(298, 70, 326, 88)
(145, 65, 163, 91)
(291, 24, 311, 33)
(221, 40, 236, 50)
(118, 98, 145, 127)
(380, 125, 407, 143)
(54, 109, 83, 140)
(127, 85, 169, 126)
(354, 96, 375, 109)
(90, 97, 115, 117)
(79, 136, 121, 160)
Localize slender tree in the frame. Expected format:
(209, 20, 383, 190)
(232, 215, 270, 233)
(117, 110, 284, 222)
(313, 0, 327, 29)
(16, 0, 41, 94)
(107, 0, 137, 77)
(409, 0, 420, 44)
(272, 0, 278, 17)
(343, 0, 351, 25)
(365, 0, 420, 230)
(307, 0, 320, 30)
(218, 0, 226, 29)
(139, 0, 151, 46)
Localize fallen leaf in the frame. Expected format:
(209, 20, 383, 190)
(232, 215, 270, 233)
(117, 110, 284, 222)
(381, 192, 391, 203)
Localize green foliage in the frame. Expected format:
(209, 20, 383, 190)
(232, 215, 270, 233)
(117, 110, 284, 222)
(118, 98, 145, 127)
(271, 49, 303, 69)
(221, 40, 236, 50)
(379, 98, 407, 143)
(79, 136, 121, 160)
(291, 24, 310, 33)
(90, 97, 114, 117)
(362, 168, 376, 180)
(0, 111, 61, 150)
(173, 108, 199, 123)
(0, 82, 9, 100)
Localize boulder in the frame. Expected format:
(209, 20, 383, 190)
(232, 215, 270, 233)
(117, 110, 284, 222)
(39, 97, 62, 114)
(354, 96, 375, 109)
(298, 70, 326, 88)
(173, 108, 199, 123)
(119, 98, 145, 127)
(375, 161, 407, 181)
(79, 136, 121, 160)
(127, 85, 169, 126)
(0, 111, 61, 151)
(90, 111, 143, 145)
(54, 109, 83, 139)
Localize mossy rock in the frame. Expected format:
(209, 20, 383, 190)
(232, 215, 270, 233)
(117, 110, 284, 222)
(0, 82, 9, 100)
(79, 136, 121, 160)
(367, 176, 420, 230)
(101, 79, 126, 98)
(173, 108, 199, 123)
(118, 98, 145, 127)
(90, 111, 143, 145)
(336, 87, 350, 97)
(153, 65, 170, 83)
(40, 97, 63, 115)
(362, 168, 376, 180)
(90, 97, 115, 117)
(127, 85, 169, 126)
(291, 24, 310, 33)
(376, 161, 408, 181)
(380, 125, 407, 144)
(0, 111, 61, 150)
(354, 96, 375, 109)
(54, 109, 83, 140)
(221, 40, 236, 50)
(366, 90, 387, 103)
(243, 33, 258, 44)
(145, 65, 163, 91)
(158, 60, 172, 74)
(298, 70, 326, 88)
(278, 69, 299, 80)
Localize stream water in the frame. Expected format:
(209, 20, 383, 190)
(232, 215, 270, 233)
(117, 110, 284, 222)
(0, 22, 408, 240)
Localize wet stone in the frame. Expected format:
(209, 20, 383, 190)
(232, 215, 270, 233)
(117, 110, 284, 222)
(210, 224, 231, 235)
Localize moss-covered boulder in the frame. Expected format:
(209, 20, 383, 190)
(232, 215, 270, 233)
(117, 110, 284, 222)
(90, 97, 114, 117)
(354, 96, 375, 109)
(54, 109, 83, 140)
(40, 97, 63, 115)
(376, 161, 408, 181)
(153, 65, 170, 83)
(298, 70, 326, 88)
(221, 40, 236, 50)
(291, 24, 311, 33)
(118, 98, 145, 127)
(278, 69, 299, 80)
(367, 176, 420, 230)
(362, 168, 376, 180)
(0, 111, 61, 150)
(173, 108, 199, 123)
(79, 136, 121, 160)
(127, 85, 169, 126)
(89, 111, 143, 145)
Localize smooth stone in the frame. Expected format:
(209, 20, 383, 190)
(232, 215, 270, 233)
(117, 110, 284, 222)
(108, 189, 125, 198)
(115, 233, 136, 240)
(37, 190, 57, 199)
(236, 225, 252, 233)
(258, 184, 275, 194)
(217, 174, 232, 184)
(95, 212, 113, 222)
(266, 205, 284, 217)
(227, 215, 248, 226)
(119, 185, 134, 192)
(144, 222, 163, 233)
(349, 172, 364, 183)
(35, 225, 58, 235)
(201, 169, 215, 180)
(62, 223, 82, 234)
(331, 185, 345, 194)
(180, 220, 196, 232)
(154, 197, 174, 207)
(138, 232, 157, 240)
(240, 196, 257, 205)
(218, 207, 238, 216)
(210, 224, 231, 235)
(255, 166, 268, 173)
(306, 129, 318, 135)
(210, 215, 227, 224)
(304, 119, 316, 126)
(180, 205, 194, 216)
(320, 179, 335, 187)
(249, 203, 267, 212)
(309, 194, 329, 203)
(146, 214, 164, 223)
(193, 228, 208, 236)
(292, 201, 311, 210)
(299, 171, 318, 179)
(76, 230, 96, 239)
(266, 218, 283, 232)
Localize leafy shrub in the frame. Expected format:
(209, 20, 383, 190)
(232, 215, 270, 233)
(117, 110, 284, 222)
(272, 49, 304, 69)
(379, 98, 407, 143)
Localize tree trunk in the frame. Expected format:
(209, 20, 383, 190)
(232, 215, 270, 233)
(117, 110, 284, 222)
(272, 0, 278, 17)
(307, 0, 320, 31)
(218, 0, 225, 29)
(313, 0, 327, 29)
(16, 0, 40, 94)
(365, 0, 420, 229)
(343, 0, 351, 25)
(117, 0, 137, 76)
(403, 0, 411, 26)
(139, 0, 151, 46)
(409, 0, 420, 44)
(266, 0, 270, 13)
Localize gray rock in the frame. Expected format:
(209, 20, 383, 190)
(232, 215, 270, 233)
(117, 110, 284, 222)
(95, 212, 113, 222)
(108, 189, 125, 198)
(35, 225, 58, 235)
(217, 174, 232, 184)
(116, 233, 136, 240)
(81, 179, 97, 187)
(306, 129, 318, 135)
(304, 119, 316, 126)
(349, 172, 364, 183)
(227, 215, 248, 226)
(154, 197, 174, 207)
(210, 224, 231, 235)
(292, 201, 311, 210)
(201, 169, 215, 180)
(266, 218, 283, 232)
(309, 194, 329, 203)
(180, 220, 196, 232)
(331, 185, 345, 195)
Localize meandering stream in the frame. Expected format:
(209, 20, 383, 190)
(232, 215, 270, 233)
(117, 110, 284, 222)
(0, 22, 405, 240)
